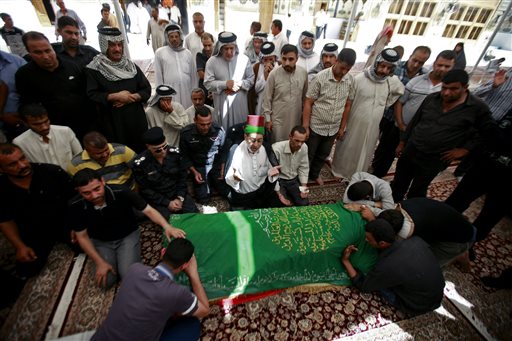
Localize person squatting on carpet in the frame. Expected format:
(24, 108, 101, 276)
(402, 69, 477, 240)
(69, 168, 185, 289)
(341, 219, 445, 316)
(92, 238, 209, 341)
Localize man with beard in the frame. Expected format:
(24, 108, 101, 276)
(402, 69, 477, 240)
(54, 0, 87, 43)
(86, 27, 151, 152)
(196, 32, 214, 107)
(154, 24, 195, 109)
(391, 70, 494, 201)
(16, 31, 95, 141)
(0, 143, 76, 277)
(53, 16, 99, 69)
(262, 44, 308, 143)
(204, 32, 254, 131)
(146, 85, 190, 148)
(225, 115, 284, 209)
(307, 43, 338, 81)
(331, 48, 404, 180)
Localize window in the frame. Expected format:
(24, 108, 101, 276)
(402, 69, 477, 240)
(477, 9, 492, 24)
(455, 25, 470, 39)
(388, 0, 405, 15)
(450, 5, 466, 20)
(404, 1, 420, 16)
(420, 2, 436, 18)
(468, 27, 482, 40)
(384, 18, 398, 28)
(398, 20, 413, 34)
(442, 24, 457, 38)
(464, 7, 479, 22)
(413, 22, 427, 36)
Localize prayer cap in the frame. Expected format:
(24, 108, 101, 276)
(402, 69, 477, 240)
(143, 127, 166, 145)
(244, 115, 265, 135)
(156, 85, 177, 97)
(261, 42, 276, 57)
(322, 43, 338, 55)
(442, 69, 469, 85)
(253, 31, 268, 40)
(301, 30, 315, 39)
(338, 48, 357, 66)
(218, 31, 237, 44)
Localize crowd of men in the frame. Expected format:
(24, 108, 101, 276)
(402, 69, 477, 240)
(1, 5, 512, 339)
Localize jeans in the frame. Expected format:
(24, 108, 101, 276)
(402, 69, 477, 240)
(91, 229, 141, 288)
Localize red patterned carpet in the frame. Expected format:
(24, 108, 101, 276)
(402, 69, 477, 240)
(0, 167, 511, 340)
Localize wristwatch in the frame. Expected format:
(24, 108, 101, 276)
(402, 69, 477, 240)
(177, 196, 185, 202)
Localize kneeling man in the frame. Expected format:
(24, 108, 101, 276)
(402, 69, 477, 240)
(225, 115, 283, 209)
(342, 219, 444, 316)
(69, 168, 185, 289)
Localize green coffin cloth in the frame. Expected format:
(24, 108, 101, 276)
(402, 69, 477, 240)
(166, 202, 377, 299)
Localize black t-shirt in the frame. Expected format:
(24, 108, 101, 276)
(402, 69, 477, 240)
(0, 163, 75, 240)
(69, 186, 147, 241)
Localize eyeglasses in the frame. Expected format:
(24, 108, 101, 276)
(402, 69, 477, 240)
(152, 144, 168, 153)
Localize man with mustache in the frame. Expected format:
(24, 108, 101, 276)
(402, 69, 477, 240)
(0, 143, 76, 277)
(307, 43, 338, 81)
(262, 44, 308, 144)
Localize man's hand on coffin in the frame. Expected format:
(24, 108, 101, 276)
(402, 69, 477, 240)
(360, 205, 376, 221)
(344, 203, 363, 212)
(164, 226, 186, 241)
(342, 245, 358, 261)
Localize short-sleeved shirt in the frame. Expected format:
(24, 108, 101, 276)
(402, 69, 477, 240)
(307, 67, 353, 136)
(68, 187, 147, 241)
(399, 73, 441, 125)
(92, 262, 197, 341)
(68, 143, 136, 190)
(0, 163, 74, 239)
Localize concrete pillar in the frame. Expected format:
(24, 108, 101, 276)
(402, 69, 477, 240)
(259, 0, 275, 33)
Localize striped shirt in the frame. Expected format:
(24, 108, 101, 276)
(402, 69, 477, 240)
(399, 73, 442, 125)
(307, 67, 354, 136)
(68, 143, 136, 190)
(472, 69, 512, 121)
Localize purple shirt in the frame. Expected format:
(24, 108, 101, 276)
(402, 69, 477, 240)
(92, 263, 198, 341)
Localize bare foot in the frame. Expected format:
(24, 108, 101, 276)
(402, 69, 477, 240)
(314, 177, 324, 186)
(276, 192, 292, 206)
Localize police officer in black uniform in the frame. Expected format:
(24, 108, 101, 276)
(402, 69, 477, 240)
(130, 127, 198, 219)
(180, 106, 230, 204)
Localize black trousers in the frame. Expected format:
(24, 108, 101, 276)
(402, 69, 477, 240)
(192, 166, 230, 204)
(391, 144, 448, 202)
(307, 129, 336, 180)
(445, 159, 512, 241)
(372, 117, 400, 178)
(154, 193, 199, 219)
(230, 179, 282, 209)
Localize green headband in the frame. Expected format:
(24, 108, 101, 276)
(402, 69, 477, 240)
(245, 125, 265, 135)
